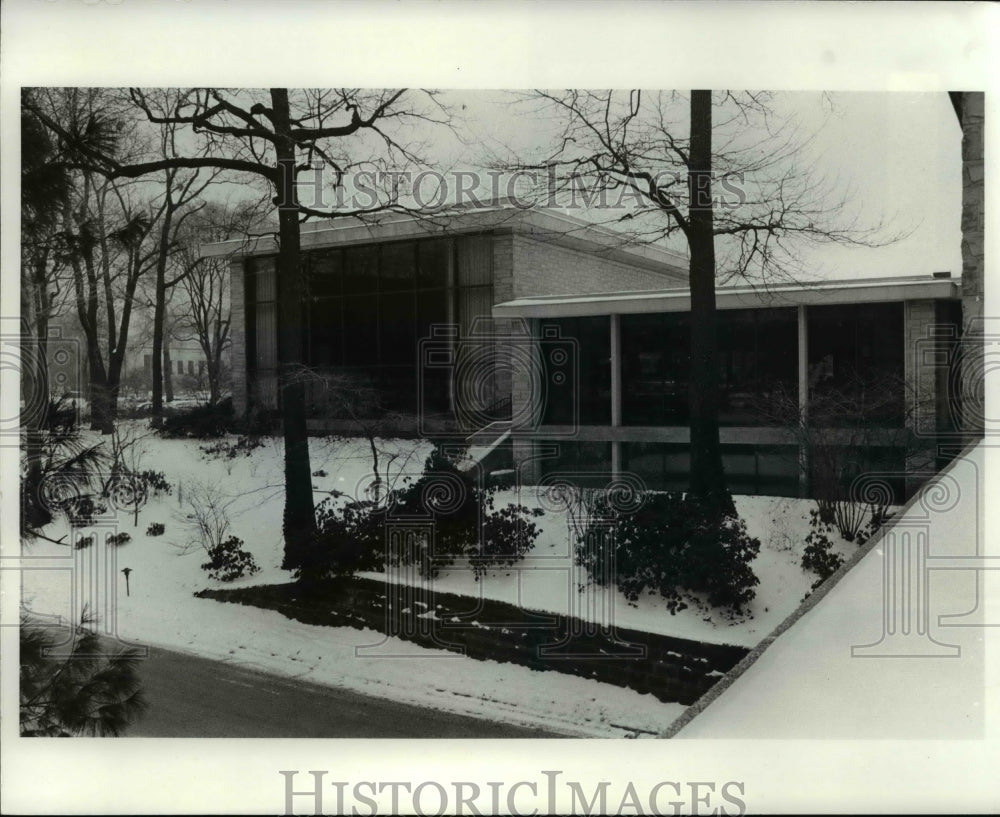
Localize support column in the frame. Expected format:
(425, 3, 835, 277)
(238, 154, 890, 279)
(797, 305, 809, 497)
(610, 313, 622, 478)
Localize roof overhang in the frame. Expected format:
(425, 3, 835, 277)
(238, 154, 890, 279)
(199, 206, 688, 282)
(492, 276, 961, 318)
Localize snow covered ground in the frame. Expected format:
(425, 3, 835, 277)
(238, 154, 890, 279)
(20, 423, 859, 737)
(671, 442, 992, 739)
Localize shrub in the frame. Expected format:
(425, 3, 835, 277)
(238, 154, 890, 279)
(575, 492, 761, 618)
(473, 501, 544, 579)
(65, 495, 107, 528)
(303, 498, 387, 582)
(201, 535, 260, 582)
(160, 397, 234, 439)
(106, 532, 132, 547)
(200, 436, 264, 461)
(74, 534, 95, 550)
(135, 469, 172, 496)
(146, 522, 165, 537)
(801, 508, 845, 589)
(298, 443, 542, 584)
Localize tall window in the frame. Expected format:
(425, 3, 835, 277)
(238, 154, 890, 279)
(286, 235, 492, 418)
(807, 302, 904, 426)
(620, 308, 797, 427)
(539, 316, 611, 425)
(247, 257, 278, 409)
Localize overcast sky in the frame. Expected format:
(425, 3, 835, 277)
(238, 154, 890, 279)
(437, 90, 963, 281)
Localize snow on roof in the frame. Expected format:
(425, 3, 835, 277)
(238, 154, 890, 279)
(667, 440, 988, 739)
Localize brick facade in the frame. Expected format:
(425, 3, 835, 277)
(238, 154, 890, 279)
(511, 233, 682, 299)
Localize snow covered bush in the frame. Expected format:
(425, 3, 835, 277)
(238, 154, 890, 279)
(575, 492, 761, 618)
(159, 397, 235, 438)
(106, 532, 132, 547)
(200, 535, 260, 582)
(299, 443, 543, 584)
(146, 522, 165, 537)
(474, 499, 544, 580)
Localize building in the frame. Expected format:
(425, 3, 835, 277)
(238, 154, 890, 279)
(204, 206, 965, 501)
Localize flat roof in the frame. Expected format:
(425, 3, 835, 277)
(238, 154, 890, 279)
(492, 275, 961, 317)
(199, 206, 689, 282)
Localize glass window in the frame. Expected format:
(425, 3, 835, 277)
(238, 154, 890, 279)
(342, 245, 378, 295)
(342, 293, 379, 365)
(808, 303, 904, 426)
(540, 316, 611, 425)
(380, 242, 415, 292)
(456, 235, 492, 286)
(380, 291, 416, 365)
(418, 239, 450, 289)
(309, 250, 341, 299)
(621, 313, 690, 425)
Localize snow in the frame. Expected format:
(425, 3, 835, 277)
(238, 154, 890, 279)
(673, 442, 991, 738)
(20, 423, 857, 738)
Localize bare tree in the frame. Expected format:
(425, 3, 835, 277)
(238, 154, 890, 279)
(512, 90, 896, 516)
(25, 87, 452, 567)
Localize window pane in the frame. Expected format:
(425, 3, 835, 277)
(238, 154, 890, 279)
(342, 294, 379, 365)
(808, 303, 904, 426)
(456, 235, 492, 286)
(342, 245, 378, 296)
(252, 257, 277, 302)
(621, 313, 690, 425)
(418, 239, 450, 289)
(380, 291, 416, 365)
(255, 301, 278, 369)
(308, 297, 342, 367)
(309, 250, 341, 298)
(380, 242, 416, 292)
(540, 317, 610, 425)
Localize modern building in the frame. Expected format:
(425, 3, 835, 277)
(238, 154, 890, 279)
(203, 206, 965, 501)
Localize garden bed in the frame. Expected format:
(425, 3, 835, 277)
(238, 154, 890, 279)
(196, 575, 749, 705)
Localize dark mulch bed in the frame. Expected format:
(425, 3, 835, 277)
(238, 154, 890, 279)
(196, 575, 749, 705)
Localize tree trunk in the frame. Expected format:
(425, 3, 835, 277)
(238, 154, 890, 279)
(272, 88, 317, 569)
(151, 274, 166, 425)
(163, 346, 174, 403)
(686, 90, 733, 517)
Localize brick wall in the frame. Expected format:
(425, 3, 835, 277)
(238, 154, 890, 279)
(511, 234, 683, 298)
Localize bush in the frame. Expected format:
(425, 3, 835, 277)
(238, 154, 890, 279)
(160, 397, 235, 439)
(135, 469, 172, 496)
(146, 522, 165, 537)
(106, 532, 132, 547)
(201, 535, 260, 582)
(200, 436, 264, 461)
(297, 443, 543, 584)
(64, 495, 107, 528)
(576, 492, 761, 618)
(304, 498, 387, 581)
(474, 500, 544, 579)
(801, 508, 845, 589)
(74, 534, 95, 550)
